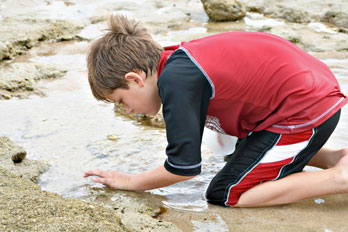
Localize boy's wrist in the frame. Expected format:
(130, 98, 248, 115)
(127, 173, 138, 190)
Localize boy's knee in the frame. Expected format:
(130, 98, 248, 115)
(206, 176, 246, 207)
(205, 181, 229, 207)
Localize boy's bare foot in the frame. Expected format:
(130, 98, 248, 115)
(332, 152, 348, 194)
(330, 148, 348, 168)
(308, 148, 348, 169)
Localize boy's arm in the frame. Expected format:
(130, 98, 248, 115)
(83, 165, 195, 191)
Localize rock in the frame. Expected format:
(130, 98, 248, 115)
(0, 137, 27, 163)
(323, 11, 348, 30)
(0, 138, 180, 231)
(0, 93, 11, 100)
(151, 206, 168, 218)
(0, 137, 49, 183)
(11, 149, 27, 163)
(275, 5, 309, 23)
(263, 20, 348, 54)
(0, 167, 125, 232)
(119, 211, 179, 232)
(201, 0, 246, 21)
(0, 17, 84, 61)
(241, 0, 348, 29)
(0, 62, 67, 99)
(93, 192, 180, 232)
(107, 134, 118, 141)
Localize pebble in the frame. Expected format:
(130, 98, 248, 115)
(107, 134, 118, 141)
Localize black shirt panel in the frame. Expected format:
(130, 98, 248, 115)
(158, 49, 212, 176)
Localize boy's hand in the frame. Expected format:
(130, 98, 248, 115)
(83, 169, 132, 190)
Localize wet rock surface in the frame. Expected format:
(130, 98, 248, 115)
(0, 62, 67, 99)
(261, 20, 348, 55)
(0, 167, 126, 232)
(0, 138, 180, 232)
(93, 192, 179, 232)
(0, 16, 83, 99)
(0, 17, 84, 61)
(241, 0, 348, 29)
(201, 0, 246, 21)
(0, 137, 49, 183)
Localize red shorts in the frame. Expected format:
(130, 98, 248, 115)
(205, 110, 340, 206)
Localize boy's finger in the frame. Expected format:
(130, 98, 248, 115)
(92, 177, 110, 186)
(83, 169, 107, 178)
(83, 170, 96, 178)
(83, 170, 92, 177)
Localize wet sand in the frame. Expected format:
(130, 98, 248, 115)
(161, 190, 348, 231)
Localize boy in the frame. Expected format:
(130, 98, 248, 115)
(84, 15, 348, 207)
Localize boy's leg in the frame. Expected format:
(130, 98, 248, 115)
(206, 110, 341, 207)
(236, 154, 348, 207)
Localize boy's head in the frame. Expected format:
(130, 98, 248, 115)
(87, 14, 163, 102)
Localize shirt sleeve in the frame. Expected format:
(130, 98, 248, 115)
(158, 49, 212, 176)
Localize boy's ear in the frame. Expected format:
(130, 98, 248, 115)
(124, 71, 145, 87)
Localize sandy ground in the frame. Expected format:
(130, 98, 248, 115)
(161, 191, 348, 231)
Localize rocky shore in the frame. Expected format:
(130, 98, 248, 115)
(0, 17, 83, 99)
(0, 18, 84, 61)
(242, 0, 348, 30)
(0, 167, 125, 231)
(1, 0, 348, 231)
(0, 62, 67, 99)
(0, 166, 179, 231)
(0, 137, 180, 231)
(0, 137, 49, 183)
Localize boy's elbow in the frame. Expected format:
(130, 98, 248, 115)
(186, 174, 197, 178)
(162, 165, 199, 182)
(167, 171, 197, 182)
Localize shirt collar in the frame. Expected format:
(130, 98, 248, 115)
(157, 44, 180, 79)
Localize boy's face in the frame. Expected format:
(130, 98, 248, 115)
(105, 71, 161, 115)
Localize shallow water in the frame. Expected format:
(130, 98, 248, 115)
(1, 0, 348, 215)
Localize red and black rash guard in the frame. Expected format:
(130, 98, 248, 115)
(157, 32, 347, 176)
(158, 49, 211, 176)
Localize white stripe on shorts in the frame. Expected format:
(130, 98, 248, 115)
(259, 129, 315, 163)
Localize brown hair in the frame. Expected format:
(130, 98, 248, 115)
(87, 15, 163, 102)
